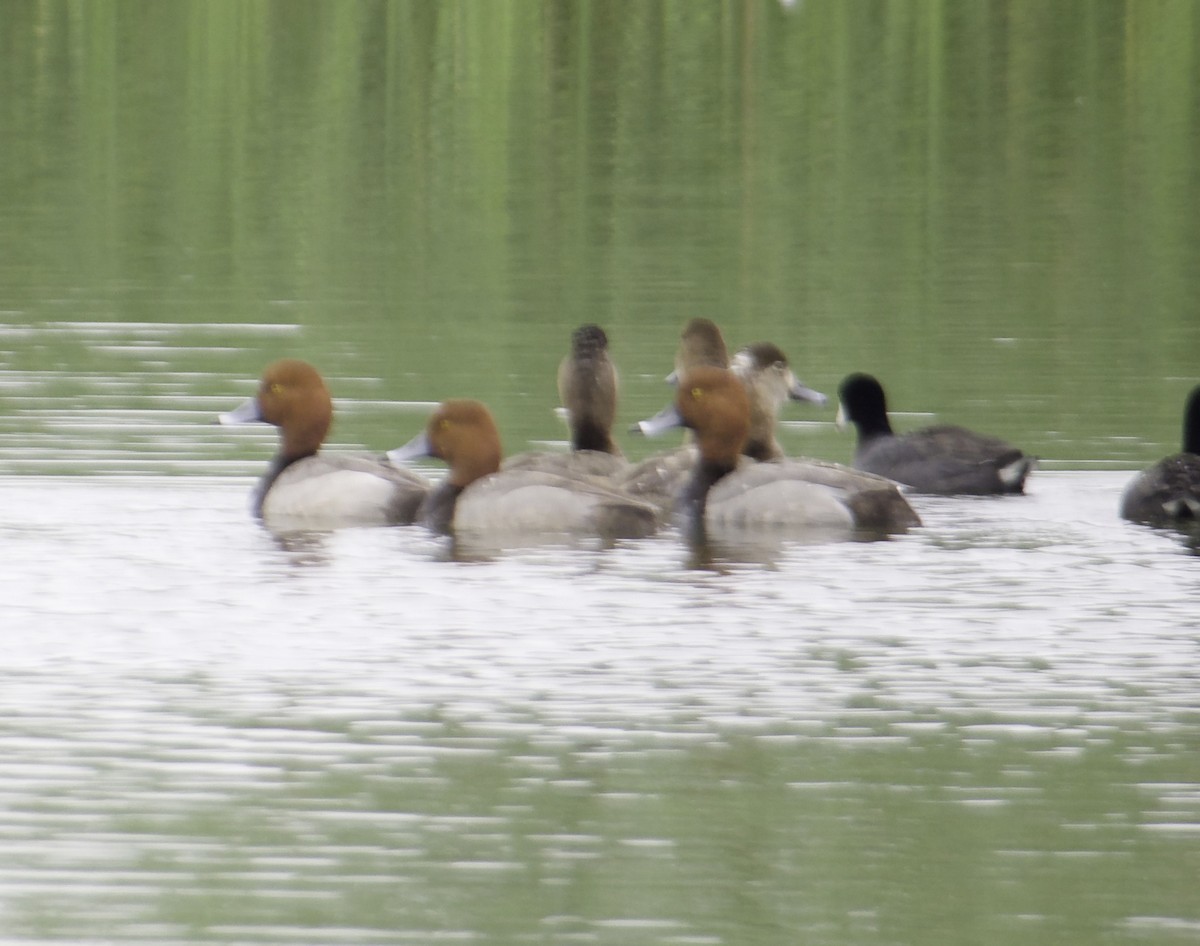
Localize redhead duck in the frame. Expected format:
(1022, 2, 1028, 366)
(389, 399, 657, 540)
(619, 322, 826, 512)
(219, 359, 429, 527)
(503, 324, 626, 479)
(669, 320, 826, 457)
(636, 367, 919, 537)
(1120, 384, 1200, 525)
(836, 373, 1035, 495)
(616, 318, 724, 513)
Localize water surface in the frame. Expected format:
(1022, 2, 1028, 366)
(2, 473, 1197, 944)
(2, 2, 1199, 944)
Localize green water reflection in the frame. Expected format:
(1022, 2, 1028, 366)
(6, 705, 1196, 945)
(2, 0, 1199, 473)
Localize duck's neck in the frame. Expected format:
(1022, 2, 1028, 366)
(1184, 390, 1200, 455)
(855, 412, 894, 444)
(681, 458, 736, 520)
(421, 480, 465, 535)
(572, 418, 616, 454)
(742, 437, 781, 462)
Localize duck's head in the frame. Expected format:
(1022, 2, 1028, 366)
(638, 366, 750, 467)
(670, 318, 730, 382)
(569, 323, 609, 360)
(836, 372, 891, 435)
(730, 343, 826, 461)
(389, 399, 503, 488)
(732, 343, 827, 408)
(219, 359, 333, 460)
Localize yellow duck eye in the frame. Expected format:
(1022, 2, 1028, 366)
(270, 382, 285, 395)
(691, 387, 703, 400)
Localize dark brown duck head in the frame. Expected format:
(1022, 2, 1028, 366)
(557, 323, 621, 454)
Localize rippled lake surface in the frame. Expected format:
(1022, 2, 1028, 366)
(3, 2, 1200, 943)
(2, 471, 1198, 944)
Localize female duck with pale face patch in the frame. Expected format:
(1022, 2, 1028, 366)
(219, 359, 430, 528)
(730, 341, 827, 461)
(390, 398, 657, 541)
(636, 367, 918, 539)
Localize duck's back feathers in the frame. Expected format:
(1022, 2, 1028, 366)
(259, 454, 429, 527)
(839, 373, 1034, 495)
(502, 448, 626, 479)
(704, 458, 921, 533)
(451, 469, 658, 540)
(613, 444, 698, 519)
(702, 464, 854, 530)
(856, 424, 1036, 495)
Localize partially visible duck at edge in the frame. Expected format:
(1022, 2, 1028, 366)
(1120, 383, 1200, 526)
(836, 372, 1036, 495)
(219, 359, 429, 527)
(503, 323, 626, 479)
(389, 398, 657, 540)
(635, 366, 919, 538)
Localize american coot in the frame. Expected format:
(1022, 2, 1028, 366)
(836, 372, 1035, 495)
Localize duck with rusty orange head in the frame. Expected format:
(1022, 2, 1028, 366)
(219, 359, 430, 528)
(635, 366, 919, 539)
(619, 320, 827, 513)
(389, 398, 657, 541)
